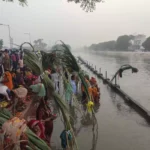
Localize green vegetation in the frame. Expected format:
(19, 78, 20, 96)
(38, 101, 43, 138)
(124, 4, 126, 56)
(68, 0, 104, 12)
(116, 35, 134, 50)
(2, 0, 27, 6)
(3, 0, 103, 11)
(33, 39, 47, 51)
(51, 44, 71, 51)
(142, 37, 150, 51)
(0, 39, 3, 49)
(88, 34, 149, 51)
(88, 35, 134, 51)
(89, 41, 116, 51)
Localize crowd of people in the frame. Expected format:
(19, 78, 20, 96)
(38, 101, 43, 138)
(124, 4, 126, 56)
(82, 75, 100, 103)
(0, 49, 100, 149)
(66, 73, 100, 106)
(0, 49, 58, 148)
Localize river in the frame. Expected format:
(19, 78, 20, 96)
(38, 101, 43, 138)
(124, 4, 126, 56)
(73, 50, 150, 150)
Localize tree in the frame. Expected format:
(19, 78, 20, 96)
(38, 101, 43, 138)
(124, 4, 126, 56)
(33, 39, 47, 51)
(142, 37, 150, 51)
(2, 0, 27, 6)
(4, 0, 104, 12)
(68, 0, 104, 12)
(88, 34, 137, 51)
(0, 39, 3, 49)
(89, 41, 116, 51)
(116, 35, 134, 50)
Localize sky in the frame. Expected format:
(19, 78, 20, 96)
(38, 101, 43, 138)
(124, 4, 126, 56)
(0, 0, 150, 48)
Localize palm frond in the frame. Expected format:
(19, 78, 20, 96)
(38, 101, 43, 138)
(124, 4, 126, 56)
(40, 51, 58, 70)
(20, 42, 34, 52)
(52, 41, 91, 101)
(23, 50, 69, 112)
(24, 50, 43, 75)
(23, 49, 78, 149)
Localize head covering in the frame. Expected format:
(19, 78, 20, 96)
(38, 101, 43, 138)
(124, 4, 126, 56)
(27, 120, 45, 139)
(33, 76, 41, 84)
(4, 49, 8, 53)
(30, 83, 46, 97)
(84, 74, 89, 80)
(27, 120, 39, 128)
(90, 77, 97, 85)
(12, 87, 28, 98)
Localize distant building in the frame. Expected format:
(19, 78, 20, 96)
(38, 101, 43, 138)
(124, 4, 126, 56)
(128, 34, 146, 51)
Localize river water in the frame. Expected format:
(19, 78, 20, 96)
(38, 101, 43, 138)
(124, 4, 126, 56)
(52, 50, 150, 150)
(71, 50, 150, 150)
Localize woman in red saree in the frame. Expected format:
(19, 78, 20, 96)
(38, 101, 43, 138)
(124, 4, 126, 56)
(36, 98, 57, 145)
(27, 119, 46, 140)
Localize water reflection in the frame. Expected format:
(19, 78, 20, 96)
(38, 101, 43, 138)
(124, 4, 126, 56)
(80, 113, 98, 150)
(69, 103, 99, 150)
(107, 87, 134, 115)
(93, 102, 100, 113)
(107, 86, 150, 128)
(69, 106, 78, 131)
(114, 56, 130, 68)
(74, 51, 150, 150)
(100, 52, 131, 69)
(90, 116, 98, 150)
(142, 58, 150, 76)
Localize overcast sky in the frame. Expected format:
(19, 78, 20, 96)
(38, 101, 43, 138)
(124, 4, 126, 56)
(0, 0, 150, 48)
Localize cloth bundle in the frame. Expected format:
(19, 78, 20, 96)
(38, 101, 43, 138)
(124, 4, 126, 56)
(2, 117, 27, 143)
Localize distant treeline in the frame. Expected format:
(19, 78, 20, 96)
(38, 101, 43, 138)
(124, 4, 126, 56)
(143, 37, 150, 51)
(88, 35, 150, 51)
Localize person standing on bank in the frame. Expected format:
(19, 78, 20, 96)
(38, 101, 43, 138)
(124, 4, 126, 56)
(70, 75, 77, 105)
(11, 52, 17, 71)
(3, 49, 10, 71)
(51, 69, 59, 93)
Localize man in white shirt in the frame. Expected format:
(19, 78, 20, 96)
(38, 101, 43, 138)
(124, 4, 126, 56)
(51, 70, 59, 93)
(0, 84, 11, 101)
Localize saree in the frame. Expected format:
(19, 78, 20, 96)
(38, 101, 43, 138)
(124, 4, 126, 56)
(3, 71, 13, 90)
